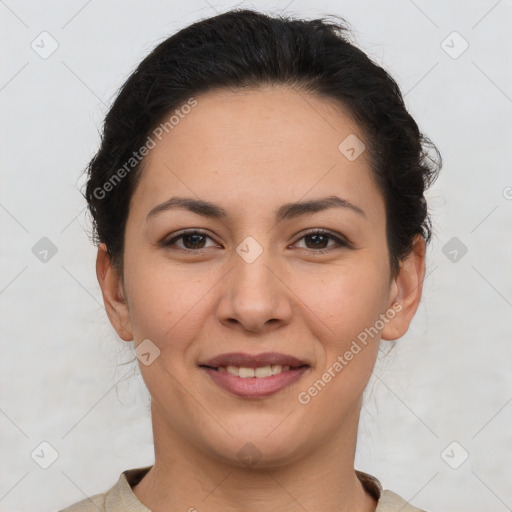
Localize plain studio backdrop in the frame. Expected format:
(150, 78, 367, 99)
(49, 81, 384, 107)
(1, 1, 511, 511)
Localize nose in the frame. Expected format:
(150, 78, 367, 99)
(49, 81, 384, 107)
(216, 248, 293, 333)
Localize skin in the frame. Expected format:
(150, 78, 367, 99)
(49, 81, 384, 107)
(96, 85, 425, 512)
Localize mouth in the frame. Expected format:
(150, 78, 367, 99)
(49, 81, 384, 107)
(202, 363, 307, 377)
(198, 352, 311, 398)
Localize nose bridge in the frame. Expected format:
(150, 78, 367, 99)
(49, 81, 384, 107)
(232, 236, 278, 307)
(217, 234, 292, 331)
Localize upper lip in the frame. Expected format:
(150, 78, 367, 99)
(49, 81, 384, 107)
(199, 352, 310, 369)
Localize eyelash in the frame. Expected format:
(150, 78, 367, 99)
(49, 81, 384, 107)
(162, 228, 350, 254)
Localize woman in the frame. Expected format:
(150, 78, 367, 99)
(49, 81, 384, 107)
(61, 8, 441, 512)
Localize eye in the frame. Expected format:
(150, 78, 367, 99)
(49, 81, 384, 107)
(162, 229, 218, 251)
(293, 229, 349, 253)
(162, 228, 350, 253)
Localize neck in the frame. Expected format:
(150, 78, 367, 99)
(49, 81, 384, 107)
(132, 402, 377, 512)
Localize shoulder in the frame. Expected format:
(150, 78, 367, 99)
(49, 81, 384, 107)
(377, 489, 430, 512)
(58, 492, 107, 512)
(356, 470, 430, 512)
(57, 466, 152, 512)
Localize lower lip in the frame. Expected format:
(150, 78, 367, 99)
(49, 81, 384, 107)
(200, 366, 310, 398)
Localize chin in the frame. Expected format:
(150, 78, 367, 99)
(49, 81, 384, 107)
(200, 423, 308, 470)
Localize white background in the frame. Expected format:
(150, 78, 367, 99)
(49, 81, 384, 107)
(1, 1, 511, 511)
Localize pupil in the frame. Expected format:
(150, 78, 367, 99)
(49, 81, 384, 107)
(185, 234, 205, 248)
(307, 234, 327, 248)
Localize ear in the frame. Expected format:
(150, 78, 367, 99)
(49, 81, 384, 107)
(96, 243, 133, 341)
(381, 235, 426, 341)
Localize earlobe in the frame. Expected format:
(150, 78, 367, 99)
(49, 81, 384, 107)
(96, 243, 133, 341)
(381, 235, 426, 341)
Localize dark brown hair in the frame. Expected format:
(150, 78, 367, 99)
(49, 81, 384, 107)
(84, 8, 441, 276)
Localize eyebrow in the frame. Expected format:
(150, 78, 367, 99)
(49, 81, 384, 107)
(146, 195, 366, 222)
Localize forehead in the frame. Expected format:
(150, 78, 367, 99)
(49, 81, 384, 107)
(130, 85, 384, 222)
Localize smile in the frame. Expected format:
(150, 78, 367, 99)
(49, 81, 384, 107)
(216, 364, 291, 378)
(198, 351, 311, 398)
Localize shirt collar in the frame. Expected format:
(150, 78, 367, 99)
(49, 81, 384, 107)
(106, 466, 385, 511)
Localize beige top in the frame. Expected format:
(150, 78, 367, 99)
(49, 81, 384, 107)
(59, 465, 428, 512)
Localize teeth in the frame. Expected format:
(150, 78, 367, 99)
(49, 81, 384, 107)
(226, 365, 239, 376)
(222, 364, 292, 378)
(239, 367, 255, 378)
(255, 366, 272, 378)
(271, 364, 284, 375)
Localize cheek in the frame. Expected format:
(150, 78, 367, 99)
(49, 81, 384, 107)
(122, 224, 185, 340)
(291, 267, 390, 439)
(297, 259, 390, 344)
(124, 260, 218, 365)
(124, 265, 206, 404)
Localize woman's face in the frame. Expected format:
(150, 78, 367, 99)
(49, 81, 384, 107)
(98, 85, 424, 467)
